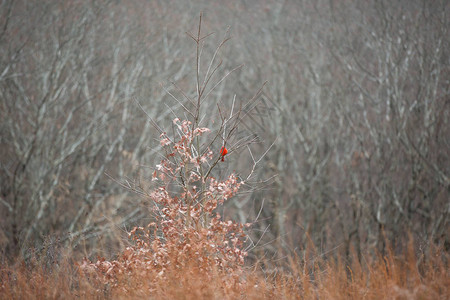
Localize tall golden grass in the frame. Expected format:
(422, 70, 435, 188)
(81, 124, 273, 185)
(1, 239, 448, 299)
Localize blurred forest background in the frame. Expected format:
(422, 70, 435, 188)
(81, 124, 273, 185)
(0, 0, 448, 263)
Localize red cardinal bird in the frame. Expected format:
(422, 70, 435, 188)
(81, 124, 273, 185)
(220, 146, 228, 161)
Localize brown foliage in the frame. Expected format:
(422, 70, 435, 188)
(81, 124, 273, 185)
(1, 237, 448, 299)
(79, 119, 248, 293)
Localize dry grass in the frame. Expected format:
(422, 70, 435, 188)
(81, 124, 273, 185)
(1, 241, 448, 300)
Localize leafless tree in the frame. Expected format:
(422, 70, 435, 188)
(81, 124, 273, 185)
(1, 0, 447, 263)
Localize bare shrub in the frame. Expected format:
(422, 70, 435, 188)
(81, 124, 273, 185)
(77, 14, 265, 294)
